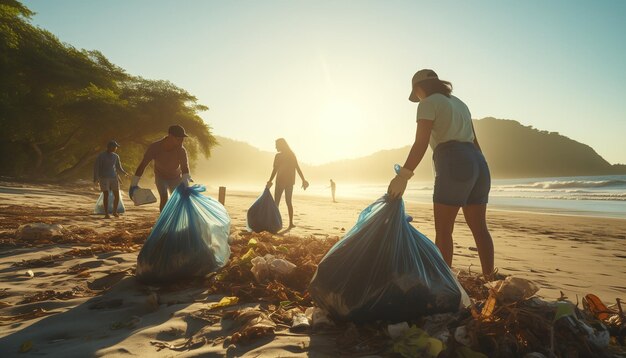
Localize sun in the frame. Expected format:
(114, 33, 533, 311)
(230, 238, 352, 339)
(305, 97, 366, 164)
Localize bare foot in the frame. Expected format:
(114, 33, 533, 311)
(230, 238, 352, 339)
(112, 212, 119, 217)
(288, 223, 296, 229)
(104, 214, 111, 219)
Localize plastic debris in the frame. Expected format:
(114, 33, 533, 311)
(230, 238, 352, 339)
(291, 312, 310, 332)
(15, 223, 64, 241)
(207, 296, 239, 310)
(490, 276, 539, 304)
(305, 307, 335, 330)
(387, 322, 410, 339)
(130, 187, 157, 206)
(392, 325, 444, 358)
(454, 325, 472, 346)
(249, 254, 296, 282)
(224, 307, 276, 344)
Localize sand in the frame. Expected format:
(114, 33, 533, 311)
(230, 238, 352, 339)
(0, 181, 624, 356)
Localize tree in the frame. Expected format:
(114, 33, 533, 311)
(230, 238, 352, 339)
(0, 0, 216, 180)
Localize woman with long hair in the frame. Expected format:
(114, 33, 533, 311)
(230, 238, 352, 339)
(388, 69, 495, 277)
(267, 138, 309, 229)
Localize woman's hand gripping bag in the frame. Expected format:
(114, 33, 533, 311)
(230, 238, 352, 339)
(247, 188, 282, 234)
(136, 184, 231, 284)
(309, 195, 465, 323)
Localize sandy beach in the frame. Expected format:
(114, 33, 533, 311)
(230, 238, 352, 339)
(0, 181, 625, 356)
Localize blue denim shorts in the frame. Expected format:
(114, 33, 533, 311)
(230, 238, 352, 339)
(432, 141, 491, 206)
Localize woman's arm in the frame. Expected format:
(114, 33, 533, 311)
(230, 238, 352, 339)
(295, 162, 305, 181)
(268, 168, 277, 182)
(296, 161, 309, 189)
(402, 119, 433, 171)
(267, 155, 279, 187)
(387, 120, 433, 199)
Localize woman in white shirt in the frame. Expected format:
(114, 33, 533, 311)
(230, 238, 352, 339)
(388, 69, 494, 277)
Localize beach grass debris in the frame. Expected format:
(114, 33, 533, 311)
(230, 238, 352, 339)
(207, 296, 239, 310)
(224, 307, 277, 344)
(20, 288, 85, 304)
(19, 340, 33, 353)
(110, 316, 141, 330)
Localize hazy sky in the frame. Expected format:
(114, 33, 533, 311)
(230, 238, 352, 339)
(23, 0, 626, 165)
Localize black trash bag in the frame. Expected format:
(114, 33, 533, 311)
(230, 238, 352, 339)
(136, 184, 231, 284)
(247, 188, 282, 234)
(309, 195, 464, 322)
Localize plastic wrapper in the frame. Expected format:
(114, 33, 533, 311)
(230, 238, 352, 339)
(136, 184, 231, 283)
(247, 188, 282, 233)
(94, 191, 125, 214)
(309, 194, 465, 322)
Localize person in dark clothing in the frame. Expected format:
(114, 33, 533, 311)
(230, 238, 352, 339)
(266, 138, 309, 229)
(130, 125, 193, 212)
(93, 140, 128, 218)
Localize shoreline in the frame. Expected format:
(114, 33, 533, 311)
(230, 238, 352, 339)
(217, 186, 626, 220)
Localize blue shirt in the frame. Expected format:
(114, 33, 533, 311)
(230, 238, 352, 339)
(94, 151, 125, 181)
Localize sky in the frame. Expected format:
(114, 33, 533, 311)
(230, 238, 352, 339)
(22, 0, 626, 165)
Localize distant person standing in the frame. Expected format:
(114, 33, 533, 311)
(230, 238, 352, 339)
(130, 125, 193, 212)
(387, 69, 495, 277)
(266, 138, 309, 229)
(329, 179, 337, 203)
(93, 140, 128, 218)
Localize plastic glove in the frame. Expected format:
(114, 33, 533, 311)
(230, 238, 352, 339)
(302, 180, 309, 190)
(129, 175, 141, 198)
(387, 167, 414, 199)
(266, 181, 273, 189)
(182, 173, 193, 187)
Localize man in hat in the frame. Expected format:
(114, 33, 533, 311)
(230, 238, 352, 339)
(94, 140, 129, 218)
(130, 125, 193, 212)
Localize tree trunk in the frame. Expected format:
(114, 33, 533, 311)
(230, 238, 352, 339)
(46, 126, 81, 156)
(54, 149, 100, 181)
(30, 142, 43, 169)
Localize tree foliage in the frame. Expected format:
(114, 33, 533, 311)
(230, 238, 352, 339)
(0, 0, 216, 180)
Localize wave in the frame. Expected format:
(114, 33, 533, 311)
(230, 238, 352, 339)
(507, 179, 626, 190)
(490, 192, 626, 201)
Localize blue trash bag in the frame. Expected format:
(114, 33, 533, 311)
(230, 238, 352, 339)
(94, 191, 125, 215)
(309, 194, 464, 323)
(136, 184, 231, 284)
(247, 188, 282, 234)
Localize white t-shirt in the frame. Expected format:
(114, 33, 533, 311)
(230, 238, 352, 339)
(416, 93, 475, 150)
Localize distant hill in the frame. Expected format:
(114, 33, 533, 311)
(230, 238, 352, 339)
(194, 118, 626, 185)
(472, 117, 620, 178)
(193, 137, 275, 186)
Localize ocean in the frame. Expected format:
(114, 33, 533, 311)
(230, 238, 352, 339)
(300, 175, 626, 219)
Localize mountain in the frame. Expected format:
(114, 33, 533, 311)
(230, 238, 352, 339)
(193, 137, 275, 185)
(194, 118, 626, 185)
